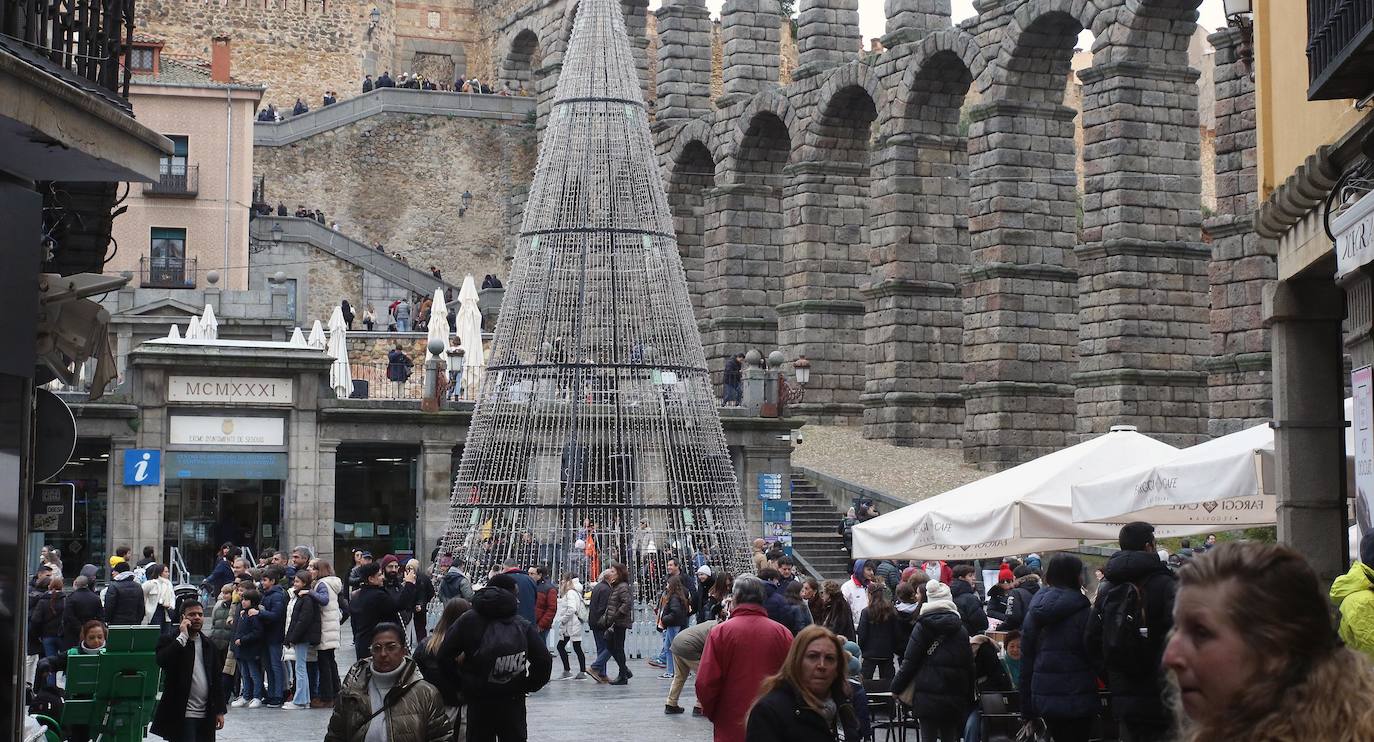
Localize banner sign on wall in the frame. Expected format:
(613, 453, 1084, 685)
(169, 416, 285, 447)
(1354, 366, 1373, 533)
(763, 499, 792, 555)
(757, 472, 783, 500)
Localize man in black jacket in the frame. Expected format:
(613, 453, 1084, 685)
(586, 569, 612, 682)
(758, 568, 807, 636)
(438, 573, 552, 742)
(151, 597, 227, 742)
(348, 562, 402, 660)
(1085, 522, 1178, 742)
(950, 564, 989, 635)
(998, 568, 1040, 632)
(103, 561, 145, 625)
(63, 572, 103, 647)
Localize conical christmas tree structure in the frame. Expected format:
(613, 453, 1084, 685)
(437, 0, 751, 593)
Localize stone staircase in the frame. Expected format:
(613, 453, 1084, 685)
(789, 472, 851, 580)
(253, 88, 535, 147)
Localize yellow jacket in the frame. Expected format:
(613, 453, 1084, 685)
(1331, 561, 1374, 662)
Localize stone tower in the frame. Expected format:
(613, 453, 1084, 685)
(438, 0, 752, 587)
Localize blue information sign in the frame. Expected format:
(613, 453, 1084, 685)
(122, 450, 161, 486)
(165, 451, 288, 480)
(757, 472, 783, 500)
(762, 499, 792, 555)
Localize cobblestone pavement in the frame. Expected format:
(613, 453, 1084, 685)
(152, 649, 711, 742)
(792, 423, 987, 502)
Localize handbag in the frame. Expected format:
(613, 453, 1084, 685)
(1016, 718, 1051, 742)
(894, 637, 942, 706)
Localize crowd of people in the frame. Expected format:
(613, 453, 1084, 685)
(255, 72, 529, 123)
(25, 523, 1374, 742)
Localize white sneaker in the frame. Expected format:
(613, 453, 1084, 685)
(280, 702, 307, 710)
(246, 699, 263, 709)
(230, 698, 248, 708)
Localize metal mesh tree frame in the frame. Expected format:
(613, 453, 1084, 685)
(437, 0, 752, 595)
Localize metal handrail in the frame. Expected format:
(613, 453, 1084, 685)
(168, 546, 191, 586)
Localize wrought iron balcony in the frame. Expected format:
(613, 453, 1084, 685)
(0, 0, 136, 100)
(140, 255, 196, 288)
(144, 165, 198, 197)
(1308, 0, 1374, 101)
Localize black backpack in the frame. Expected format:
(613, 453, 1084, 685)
(1099, 580, 1151, 672)
(467, 617, 531, 694)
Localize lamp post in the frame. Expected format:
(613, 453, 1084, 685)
(270, 222, 283, 242)
(793, 355, 811, 386)
(367, 7, 380, 38)
(1223, 0, 1254, 80)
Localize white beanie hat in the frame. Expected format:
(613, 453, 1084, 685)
(924, 579, 951, 603)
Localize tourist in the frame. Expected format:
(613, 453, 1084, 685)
(141, 563, 176, 633)
(758, 568, 807, 636)
(30, 576, 66, 675)
(439, 573, 552, 741)
(553, 574, 587, 680)
(437, 555, 475, 601)
(256, 566, 289, 707)
(323, 91, 336, 106)
(531, 565, 557, 647)
(998, 566, 1040, 632)
(664, 618, 715, 715)
(892, 580, 972, 742)
(837, 509, 858, 555)
(984, 567, 1014, 625)
(893, 580, 920, 638)
(282, 571, 321, 710)
(230, 589, 265, 708)
(696, 575, 794, 742)
(206, 543, 237, 596)
(136, 546, 156, 568)
(394, 298, 412, 332)
(817, 579, 854, 639)
(209, 585, 234, 653)
(406, 558, 434, 644)
(966, 632, 1015, 742)
(840, 560, 872, 623)
(586, 568, 613, 683)
(362, 303, 377, 332)
(1001, 630, 1022, 684)
(308, 559, 344, 707)
(377, 71, 394, 88)
(654, 575, 691, 680)
(722, 352, 743, 406)
(348, 562, 401, 660)
(103, 561, 145, 625)
(496, 558, 538, 623)
(744, 625, 863, 742)
(287, 545, 313, 581)
(1086, 522, 1179, 742)
(1166, 542, 1374, 739)
(63, 570, 103, 648)
(600, 562, 635, 685)
(386, 344, 414, 392)
(950, 564, 988, 635)
(152, 597, 227, 742)
(1331, 532, 1374, 661)
(1018, 555, 1096, 742)
(415, 597, 469, 736)
(293, 98, 308, 116)
(855, 582, 900, 681)
(326, 623, 451, 742)
(340, 299, 354, 331)
(362, 74, 373, 92)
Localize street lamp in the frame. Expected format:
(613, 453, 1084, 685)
(793, 355, 811, 385)
(1223, 0, 1254, 80)
(270, 222, 283, 242)
(367, 7, 380, 38)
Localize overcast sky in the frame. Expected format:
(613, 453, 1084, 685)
(648, 0, 1230, 49)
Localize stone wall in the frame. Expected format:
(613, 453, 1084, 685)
(254, 111, 537, 285)
(135, 0, 397, 113)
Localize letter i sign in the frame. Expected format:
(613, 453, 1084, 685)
(122, 449, 161, 486)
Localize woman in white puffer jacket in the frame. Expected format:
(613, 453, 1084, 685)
(553, 574, 587, 680)
(308, 559, 345, 707)
(140, 563, 176, 632)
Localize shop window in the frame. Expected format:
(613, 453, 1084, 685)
(335, 445, 419, 560)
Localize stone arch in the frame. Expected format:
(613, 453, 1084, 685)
(1115, 0, 1204, 66)
(801, 62, 883, 161)
(896, 28, 989, 132)
(989, 0, 1109, 104)
(502, 27, 541, 94)
(725, 89, 798, 185)
(665, 120, 718, 318)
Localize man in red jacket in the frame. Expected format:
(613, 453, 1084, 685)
(695, 574, 793, 742)
(530, 564, 558, 646)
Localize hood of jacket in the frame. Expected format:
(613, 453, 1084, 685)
(1027, 586, 1090, 625)
(950, 579, 976, 598)
(917, 608, 965, 636)
(320, 575, 343, 595)
(852, 559, 868, 584)
(1103, 549, 1173, 584)
(472, 585, 518, 619)
(1331, 561, 1374, 603)
(896, 601, 920, 615)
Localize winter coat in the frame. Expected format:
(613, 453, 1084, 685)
(603, 579, 634, 629)
(972, 634, 1013, 692)
(285, 589, 323, 646)
(950, 579, 989, 635)
(695, 575, 716, 622)
(856, 608, 903, 662)
(30, 590, 66, 640)
(745, 681, 864, 742)
(894, 602, 919, 641)
(588, 579, 612, 631)
(142, 578, 176, 627)
(63, 586, 103, 647)
(1085, 549, 1178, 724)
(438, 568, 473, 602)
(324, 657, 452, 742)
(762, 582, 808, 635)
(840, 562, 870, 621)
(437, 585, 552, 700)
(660, 593, 691, 629)
(695, 603, 794, 742)
(874, 560, 902, 594)
(554, 582, 585, 640)
(313, 575, 344, 651)
(534, 579, 558, 631)
(349, 583, 403, 654)
(985, 584, 1010, 622)
(891, 608, 974, 721)
(414, 638, 464, 707)
(232, 611, 266, 660)
(151, 633, 227, 742)
(205, 558, 235, 595)
(999, 577, 1040, 632)
(1332, 561, 1374, 663)
(502, 568, 539, 624)
(1020, 586, 1096, 721)
(209, 600, 234, 650)
(259, 584, 288, 643)
(386, 349, 414, 382)
(671, 619, 716, 662)
(103, 573, 146, 625)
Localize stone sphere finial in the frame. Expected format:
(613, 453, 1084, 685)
(206, 270, 220, 286)
(767, 350, 785, 369)
(273, 271, 287, 285)
(744, 348, 763, 368)
(428, 338, 447, 356)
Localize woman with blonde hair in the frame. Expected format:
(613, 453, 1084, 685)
(745, 624, 863, 741)
(1165, 541, 1374, 741)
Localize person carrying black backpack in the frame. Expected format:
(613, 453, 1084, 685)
(438, 573, 552, 741)
(1085, 521, 1179, 742)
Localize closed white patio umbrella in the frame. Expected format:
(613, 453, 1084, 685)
(327, 305, 352, 398)
(853, 427, 1209, 560)
(427, 287, 451, 364)
(307, 320, 327, 349)
(200, 304, 218, 340)
(456, 275, 484, 399)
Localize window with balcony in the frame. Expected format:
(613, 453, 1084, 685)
(143, 228, 195, 288)
(1308, 0, 1374, 101)
(146, 136, 197, 196)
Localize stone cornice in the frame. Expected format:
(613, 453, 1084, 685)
(963, 262, 1078, 283)
(1075, 239, 1211, 262)
(860, 278, 959, 300)
(860, 391, 965, 407)
(968, 99, 1077, 123)
(1071, 368, 1209, 388)
(702, 316, 778, 330)
(774, 299, 866, 316)
(1255, 146, 1340, 239)
(782, 160, 868, 178)
(1077, 60, 1200, 85)
(959, 381, 1075, 399)
(1204, 352, 1272, 374)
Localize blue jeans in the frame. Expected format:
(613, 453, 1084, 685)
(397, 318, 410, 332)
(662, 627, 681, 673)
(965, 710, 981, 742)
(241, 656, 263, 700)
(292, 644, 314, 705)
(41, 637, 63, 686)
(653, 630, 671, 664)
(266, 643, 285, 704)
(590, 628, 608, 673)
